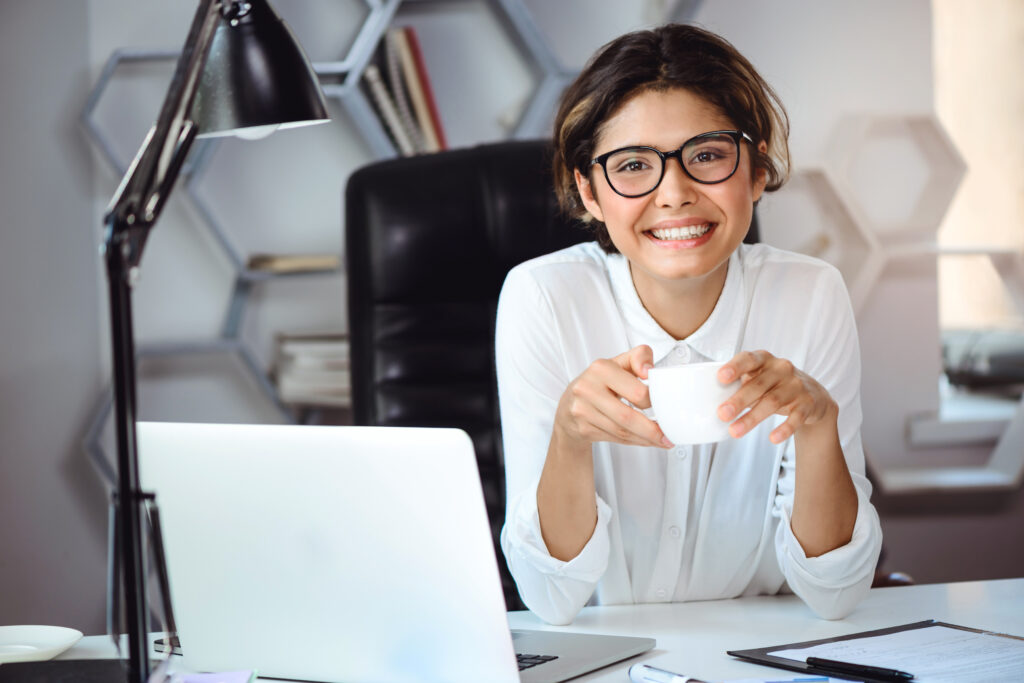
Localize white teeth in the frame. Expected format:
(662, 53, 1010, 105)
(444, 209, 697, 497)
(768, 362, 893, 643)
(650, 223, 712, 240)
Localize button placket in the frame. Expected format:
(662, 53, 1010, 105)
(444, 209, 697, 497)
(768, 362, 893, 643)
(647, 451, 684, 603)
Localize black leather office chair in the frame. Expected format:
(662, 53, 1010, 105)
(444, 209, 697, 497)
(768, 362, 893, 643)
(344, 139, 762, 610)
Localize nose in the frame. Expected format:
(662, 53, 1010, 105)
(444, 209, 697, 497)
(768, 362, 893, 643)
(653, 154, 698, 207)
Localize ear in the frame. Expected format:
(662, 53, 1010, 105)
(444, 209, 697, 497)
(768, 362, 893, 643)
(751, 140, 769, 203)
(574, 168, 605, 223)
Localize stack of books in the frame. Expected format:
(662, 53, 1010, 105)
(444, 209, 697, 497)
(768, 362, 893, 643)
(246, 253, 341, 275)
(273, 332, 351, 408)
(362, 25, 447, 156)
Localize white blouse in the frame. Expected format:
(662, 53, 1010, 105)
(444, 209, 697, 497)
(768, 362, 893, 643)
(495, 241, 882, 626)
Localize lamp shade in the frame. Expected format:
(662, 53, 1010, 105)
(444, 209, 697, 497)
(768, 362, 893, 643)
(192, 0, 329, 138)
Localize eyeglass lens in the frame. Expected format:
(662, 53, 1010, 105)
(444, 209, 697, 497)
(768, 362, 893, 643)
(603, 133, 740, 196)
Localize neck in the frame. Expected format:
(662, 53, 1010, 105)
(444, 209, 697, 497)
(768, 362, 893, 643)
(631, 258, 730, 341)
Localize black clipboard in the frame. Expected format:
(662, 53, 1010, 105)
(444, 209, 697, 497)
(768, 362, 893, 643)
(727, 619, 1024, 682)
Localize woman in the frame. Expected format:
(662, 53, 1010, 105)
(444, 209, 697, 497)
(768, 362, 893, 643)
(496, 24, 882, 626)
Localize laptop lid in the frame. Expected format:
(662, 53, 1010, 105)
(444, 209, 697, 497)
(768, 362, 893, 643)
(138, 421, 654, 683)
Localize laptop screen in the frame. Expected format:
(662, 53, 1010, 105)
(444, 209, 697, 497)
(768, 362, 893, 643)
(138, 422, 520, 682)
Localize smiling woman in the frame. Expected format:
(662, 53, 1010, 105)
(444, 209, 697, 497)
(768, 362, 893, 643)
(495, 23, 882, 627)
(574, 88, 765, 337)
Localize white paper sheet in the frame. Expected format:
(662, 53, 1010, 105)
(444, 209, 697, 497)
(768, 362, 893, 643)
(769, 624, 1024, 683)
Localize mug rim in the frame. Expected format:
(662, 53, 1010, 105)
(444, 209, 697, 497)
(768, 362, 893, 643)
(647, 360, 726, 374)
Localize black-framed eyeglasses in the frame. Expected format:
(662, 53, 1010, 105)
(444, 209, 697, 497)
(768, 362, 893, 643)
(590, 130, 754, 198)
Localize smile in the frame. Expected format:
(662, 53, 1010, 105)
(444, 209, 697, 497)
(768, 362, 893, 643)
(648, 223, 714, 241)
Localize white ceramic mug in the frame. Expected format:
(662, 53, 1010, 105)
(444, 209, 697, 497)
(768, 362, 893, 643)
(644, 361, 739, 445)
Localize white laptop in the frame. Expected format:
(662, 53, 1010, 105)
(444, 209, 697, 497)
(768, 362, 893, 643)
(137, 421, 654, 682)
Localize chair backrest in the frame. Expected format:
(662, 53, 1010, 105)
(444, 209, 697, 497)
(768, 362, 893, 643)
(345, 140, 588, 609)
(344, 139, 760, 609)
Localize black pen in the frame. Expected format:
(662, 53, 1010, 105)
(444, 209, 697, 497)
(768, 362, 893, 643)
(806, 656, 914, 681)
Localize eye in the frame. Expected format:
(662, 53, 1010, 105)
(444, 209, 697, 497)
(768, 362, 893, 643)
(617, 158, 652, 173)
(689, 147, 726, 164)
(606, 149, 659, 174)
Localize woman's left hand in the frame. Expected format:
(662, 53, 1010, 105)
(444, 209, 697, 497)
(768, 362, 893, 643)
(716, 350, 837, 444)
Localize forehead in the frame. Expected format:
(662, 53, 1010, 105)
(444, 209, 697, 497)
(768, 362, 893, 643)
(595, 87, 735, 151)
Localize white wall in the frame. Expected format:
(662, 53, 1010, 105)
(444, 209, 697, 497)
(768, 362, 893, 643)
(0, 1, 108, 631)
(0, 0, 1020, 633)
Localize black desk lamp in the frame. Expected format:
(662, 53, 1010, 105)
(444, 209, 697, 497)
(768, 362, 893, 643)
(103, 2, 327, 681)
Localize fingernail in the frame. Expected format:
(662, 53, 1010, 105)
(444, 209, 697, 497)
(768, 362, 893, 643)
(718, 404, 736, 421)
(661, 436, 674, 448)
(730, 422, 746, 438)
(719, 367, 735, 382)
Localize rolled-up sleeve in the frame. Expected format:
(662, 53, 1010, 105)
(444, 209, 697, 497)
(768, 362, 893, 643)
(771, 266, 883, 619)
(501, 483, 613, 625)
(774, 445, 882, 619)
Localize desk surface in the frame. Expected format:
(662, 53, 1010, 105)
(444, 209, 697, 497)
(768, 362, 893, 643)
(60, 578, 1024, 682)
(506, 578, 1024, 681)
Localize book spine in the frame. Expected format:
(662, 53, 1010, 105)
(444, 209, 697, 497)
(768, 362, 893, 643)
(246, 253, 340, 274)
(363, 63, 416, 156)
(392, 27, 440, 153)
(384, 29, 425, 153)
(403, 26, 447, 150)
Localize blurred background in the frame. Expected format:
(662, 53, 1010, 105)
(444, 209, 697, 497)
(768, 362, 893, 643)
(1, 0, 1021, 633)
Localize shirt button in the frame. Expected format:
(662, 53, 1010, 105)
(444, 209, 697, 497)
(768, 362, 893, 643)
(655, 588, 668, 599)
(674, 346, 688, 359)
(673, 447, 686, 458)
(669, 526, 681, 539)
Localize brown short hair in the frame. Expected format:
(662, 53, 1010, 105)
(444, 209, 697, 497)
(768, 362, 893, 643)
(552, 24, 790, 253)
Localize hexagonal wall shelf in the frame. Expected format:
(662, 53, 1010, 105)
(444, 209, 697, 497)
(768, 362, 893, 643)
(81, 0, 585, 473)
(82, 49, 212, 178)
(345, 0, 543, 152)
(85, 342, 293, 486)
(757, 168, 883, 312)
(825, 114, 966, 242)
(186, 96, 375, 270)
(858, 246, 1024, 496)
(272, 0, 372, 72)
(81, 3, 393, 471)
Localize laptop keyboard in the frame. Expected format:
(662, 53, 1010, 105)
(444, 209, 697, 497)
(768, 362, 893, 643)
(517, 653, 559, 671)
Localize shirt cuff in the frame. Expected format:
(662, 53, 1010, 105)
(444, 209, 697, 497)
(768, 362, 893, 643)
(777, 486, 880, 584)
(775, 487, 882, 618)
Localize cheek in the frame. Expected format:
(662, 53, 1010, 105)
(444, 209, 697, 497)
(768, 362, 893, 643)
(599, 195, 649, 231)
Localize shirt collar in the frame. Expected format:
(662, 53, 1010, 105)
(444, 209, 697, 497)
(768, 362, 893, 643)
(607, 249, 747, 365)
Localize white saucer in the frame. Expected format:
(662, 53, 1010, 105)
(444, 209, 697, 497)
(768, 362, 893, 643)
(0, 625, 84, 664)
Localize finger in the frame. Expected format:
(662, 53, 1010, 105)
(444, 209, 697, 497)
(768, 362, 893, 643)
(582, 358, 645, 402)
(718, 349, 771, 384)
(602, 395, 670, 447)
(729, 386, 802, 438)
(602, 356, 651, 409)
(769, 418, 797, 445)
(569, 374, 666, 447)
(615, 344, 655, 379)
(718, 363, 789, 422)
(768, 398, 818, 443)
(587, 396, 669, 447)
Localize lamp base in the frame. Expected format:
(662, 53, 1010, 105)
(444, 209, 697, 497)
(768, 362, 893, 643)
(0, 659, 128, 683)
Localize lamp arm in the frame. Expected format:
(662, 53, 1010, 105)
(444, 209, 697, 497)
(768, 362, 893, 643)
(105, 0, 223, 255)
(101, 3, 237, 682)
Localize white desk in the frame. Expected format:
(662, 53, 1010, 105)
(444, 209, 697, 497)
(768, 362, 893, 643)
(506, 579, 1024, 681)
(58, 579, 1024, 682)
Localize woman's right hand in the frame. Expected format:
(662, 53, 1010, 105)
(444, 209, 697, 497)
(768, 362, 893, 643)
(553, 344, 672, 449)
